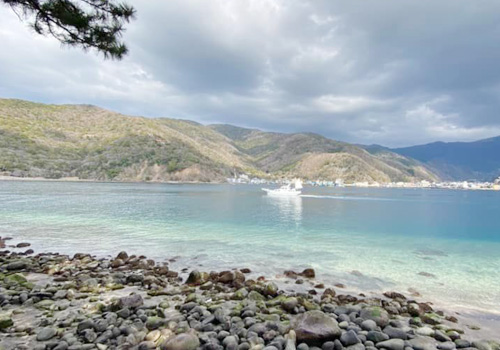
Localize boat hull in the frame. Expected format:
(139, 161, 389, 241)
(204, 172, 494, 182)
(262, 188, 301, 196)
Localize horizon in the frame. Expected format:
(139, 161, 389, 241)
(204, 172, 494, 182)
(2, 1, 500, 147)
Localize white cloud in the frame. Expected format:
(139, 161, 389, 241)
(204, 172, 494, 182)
(313, 95, 390, 113)
(1, 0, 500, 146)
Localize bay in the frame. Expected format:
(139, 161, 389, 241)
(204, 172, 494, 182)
(0, 180, 499, 315)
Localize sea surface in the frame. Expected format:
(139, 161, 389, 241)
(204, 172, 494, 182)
(1, 181, 499, 316)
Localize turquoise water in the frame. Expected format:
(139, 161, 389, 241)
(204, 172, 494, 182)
(0, 181, 499, 314)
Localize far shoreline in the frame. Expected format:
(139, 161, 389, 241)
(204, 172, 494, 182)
(1, 175, 498, 191)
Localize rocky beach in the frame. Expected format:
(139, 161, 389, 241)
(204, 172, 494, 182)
(0, 238, 498, 350)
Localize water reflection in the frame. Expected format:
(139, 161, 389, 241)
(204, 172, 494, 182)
(265, 195, 303, 227)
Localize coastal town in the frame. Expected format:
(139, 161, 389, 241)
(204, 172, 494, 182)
(228, 175, 500, 191)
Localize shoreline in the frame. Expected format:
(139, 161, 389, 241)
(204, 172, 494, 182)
(0, 175, 223, 185)
(1, 175, 498, 191)
(1, 239, 498, 350)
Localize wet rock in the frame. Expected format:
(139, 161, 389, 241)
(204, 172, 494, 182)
(218, 271, 235, 283)
(293, 310, 341, 345)
(422, 313, 441, 325)
(282, 297, 299, 312)
(6, 260, 28, 270)
(322, 288, 336, 299)
(301, 269, 315, 278)
(264, 282, 279, 297)
(434, 330, 451, 342)
(146, 316, 166, 330)
(359, 307, 389, 328)
(186, 270, 204, 285)
(117, 251, 129, 260)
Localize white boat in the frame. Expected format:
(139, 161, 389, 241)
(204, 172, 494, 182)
(262, 179, 303, 196)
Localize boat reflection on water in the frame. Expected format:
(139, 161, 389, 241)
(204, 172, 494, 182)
(265, 194, 303, 227)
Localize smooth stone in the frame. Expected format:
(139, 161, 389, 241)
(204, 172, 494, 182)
(383, 326, 408, 340)
(359, 307, 389, 328)
(375, 339, 405, 350)
(346, 344, 365, 350)
(6, 260, 28, 270)
(37, 327, 57, 341)
(366, 331, 389, 343)
(293, 311, 341, 345)
(437, 342, 456, 350)
(410, 337, 438, 350)
(434, 330, 451, 343)
(162, 332, 200, 350)
(322, 341, 335, 350)
(340, 330, 360, 346)
(117, 294, 143, 309)
(283, 298, 299, 312)
(416, 327, 435, 337)
(54, 341, 69, 350)
(454, 340, 471, 349)
(361, 320, 377, 332)
(472, 341, 493, 350)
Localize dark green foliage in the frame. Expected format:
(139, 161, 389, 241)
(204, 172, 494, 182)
(0, 99, 440, 183)
(2, 0, 135, 59)
(0, 130, 221, 180)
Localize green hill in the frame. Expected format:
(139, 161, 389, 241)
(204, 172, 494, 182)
(0, 98, 438, 183)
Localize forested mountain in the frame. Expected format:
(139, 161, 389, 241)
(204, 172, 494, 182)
(0, 98, 438, 183)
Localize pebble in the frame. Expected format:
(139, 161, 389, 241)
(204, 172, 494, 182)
(0, 247, 493, 350)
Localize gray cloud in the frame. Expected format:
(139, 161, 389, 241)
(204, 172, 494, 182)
(1, 0, 500, 147)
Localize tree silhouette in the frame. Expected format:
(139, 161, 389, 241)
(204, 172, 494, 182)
(3, 0, 135, 59)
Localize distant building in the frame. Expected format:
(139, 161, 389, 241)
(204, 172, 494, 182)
(494, 176, 500, 190)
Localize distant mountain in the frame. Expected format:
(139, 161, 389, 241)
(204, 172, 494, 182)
(210, 124, 438, 183)
(0, 98, 438, 183)
(391, 137, 500, 181)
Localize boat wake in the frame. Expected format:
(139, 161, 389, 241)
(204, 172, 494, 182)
(300, 194, 396, 201)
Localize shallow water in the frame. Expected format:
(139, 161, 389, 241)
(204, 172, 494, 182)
(1, 181, 499, 314)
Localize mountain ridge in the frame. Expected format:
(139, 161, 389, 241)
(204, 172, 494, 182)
(391, 137, 500, 181)
(0, 98, 438, 183)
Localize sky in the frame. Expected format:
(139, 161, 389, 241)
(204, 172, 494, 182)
(1, 0, 500, 147)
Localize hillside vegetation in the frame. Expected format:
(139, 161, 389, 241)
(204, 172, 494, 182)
(0, 98, 438, 183)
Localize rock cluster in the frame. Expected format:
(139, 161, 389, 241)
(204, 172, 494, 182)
(0, 244, 498, 350)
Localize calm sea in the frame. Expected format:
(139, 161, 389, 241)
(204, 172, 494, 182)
(0, 181, 499, 314)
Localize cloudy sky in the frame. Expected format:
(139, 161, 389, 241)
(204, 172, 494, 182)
(1, 0, 500, 147)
